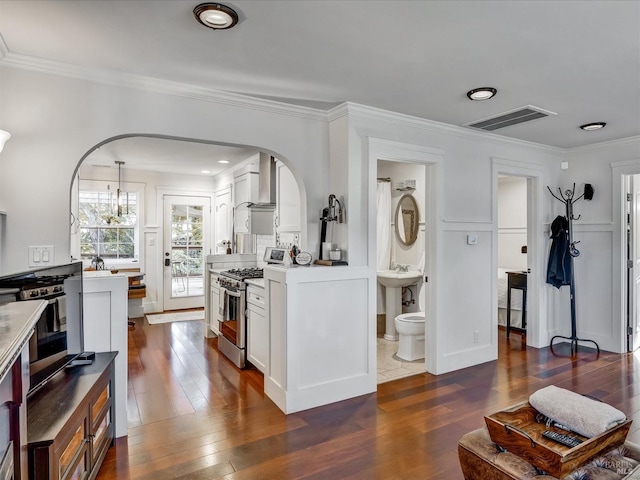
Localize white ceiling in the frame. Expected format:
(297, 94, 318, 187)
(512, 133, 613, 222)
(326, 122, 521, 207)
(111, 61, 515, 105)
(1, 0, 639, 174)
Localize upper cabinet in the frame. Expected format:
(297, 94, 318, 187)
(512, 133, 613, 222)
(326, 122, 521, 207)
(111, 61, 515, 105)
(234, 170, 259, 233)
(276, 160, 300, 232)
(214, 185, 232, 253)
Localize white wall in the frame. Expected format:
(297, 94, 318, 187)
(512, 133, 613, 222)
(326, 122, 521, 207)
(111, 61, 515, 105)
(1, 62, 639, 393)
(552, 140, 640, 353)
(498, 176, 528, 270)
(0, 66, 329, 276)
(331, 103, 565, 374)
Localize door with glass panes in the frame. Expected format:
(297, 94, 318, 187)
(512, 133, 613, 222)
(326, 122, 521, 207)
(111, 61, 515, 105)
(163, 195, 211, 311)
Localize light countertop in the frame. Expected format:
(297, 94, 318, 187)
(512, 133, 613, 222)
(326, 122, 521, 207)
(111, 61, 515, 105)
(245, 278, 265, 288)
(0, 300, 47, 383)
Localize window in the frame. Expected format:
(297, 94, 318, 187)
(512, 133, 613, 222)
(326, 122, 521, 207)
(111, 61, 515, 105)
(78, 190, 138, 260)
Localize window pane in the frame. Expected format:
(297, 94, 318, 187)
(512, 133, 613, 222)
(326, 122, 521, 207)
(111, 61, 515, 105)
(79, 190, 138, 260)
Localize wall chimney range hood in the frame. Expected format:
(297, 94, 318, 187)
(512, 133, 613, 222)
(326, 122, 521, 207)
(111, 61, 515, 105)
(248, 153, 276, 212)
(244, 153, 276, 235)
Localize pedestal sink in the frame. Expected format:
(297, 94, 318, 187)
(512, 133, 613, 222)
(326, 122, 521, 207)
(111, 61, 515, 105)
(377, 270, 422, 340)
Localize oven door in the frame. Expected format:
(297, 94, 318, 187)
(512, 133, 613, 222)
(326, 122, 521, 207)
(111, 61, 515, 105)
(218, 287, 246, 348)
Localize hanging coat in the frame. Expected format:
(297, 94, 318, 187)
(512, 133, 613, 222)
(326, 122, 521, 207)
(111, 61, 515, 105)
(546, 215, 572, 288)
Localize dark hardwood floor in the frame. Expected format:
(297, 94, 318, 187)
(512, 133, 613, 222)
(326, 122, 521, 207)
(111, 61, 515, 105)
(97, 319, 640, 479)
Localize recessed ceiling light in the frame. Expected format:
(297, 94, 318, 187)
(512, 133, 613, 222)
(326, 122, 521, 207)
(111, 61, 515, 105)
(466, 87, 497, 101)
(193, 3, 239, 30)
(218, 160, 229, 164)
(201, 170, 211, 174)
(580, 122, 606, 131)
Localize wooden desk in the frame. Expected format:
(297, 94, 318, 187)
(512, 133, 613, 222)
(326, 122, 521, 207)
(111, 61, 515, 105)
(506, 271, 527, 338)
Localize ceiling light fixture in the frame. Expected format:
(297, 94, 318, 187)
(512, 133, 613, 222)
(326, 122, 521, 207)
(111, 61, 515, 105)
(466, 87, 497, 101)
(0, 130, 11, 153)
(579, 122, 606, 131)
(218, 160, 229, 164)
(201, 170, 211, 174)
(193, 3, 239, 30)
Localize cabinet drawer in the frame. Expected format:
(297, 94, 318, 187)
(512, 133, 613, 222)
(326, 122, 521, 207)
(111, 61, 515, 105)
(247, 289, 265, 308)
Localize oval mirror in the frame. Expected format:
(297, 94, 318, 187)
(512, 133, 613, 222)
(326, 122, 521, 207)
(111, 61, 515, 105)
(395, 194, 419, 246)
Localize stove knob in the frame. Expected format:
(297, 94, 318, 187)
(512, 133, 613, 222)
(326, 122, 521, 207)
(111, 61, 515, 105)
(30, 291, 38, 297)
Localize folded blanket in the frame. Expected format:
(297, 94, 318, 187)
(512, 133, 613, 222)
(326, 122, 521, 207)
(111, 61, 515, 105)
(529, 385, 626, 438)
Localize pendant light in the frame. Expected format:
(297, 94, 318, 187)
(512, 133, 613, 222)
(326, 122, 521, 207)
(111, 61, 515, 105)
(115, 160, 126, 217)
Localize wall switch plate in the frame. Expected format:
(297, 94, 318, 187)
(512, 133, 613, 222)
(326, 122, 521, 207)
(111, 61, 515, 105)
(29, 245, 54, 267)
(467, 234, 478, 245)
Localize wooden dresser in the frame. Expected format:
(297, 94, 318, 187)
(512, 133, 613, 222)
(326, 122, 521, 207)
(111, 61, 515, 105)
(26, 352, 116, 480)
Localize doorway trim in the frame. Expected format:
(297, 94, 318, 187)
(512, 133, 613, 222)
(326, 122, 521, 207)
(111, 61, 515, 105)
(613, 160, 640, 352)
(368, 138, 444, 374)
(155, 187, 215, 313)
(492, 158, 545, 348)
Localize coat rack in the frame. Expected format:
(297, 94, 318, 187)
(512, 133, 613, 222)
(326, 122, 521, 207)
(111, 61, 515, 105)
(547, 183, 599, 355)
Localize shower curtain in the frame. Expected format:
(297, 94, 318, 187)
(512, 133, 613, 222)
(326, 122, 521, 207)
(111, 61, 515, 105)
(377, 181, 392, 314)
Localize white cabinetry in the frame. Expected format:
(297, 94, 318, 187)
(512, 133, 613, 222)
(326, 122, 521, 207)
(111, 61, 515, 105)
(246, 283, 268, 373)
(234, 172, 259, 233)
(208, 272, 220, 336)
(276, 160, 301, 232)
(214, 186, 232, 253)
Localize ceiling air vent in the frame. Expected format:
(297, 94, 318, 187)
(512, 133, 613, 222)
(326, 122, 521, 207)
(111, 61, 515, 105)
(463, 105, 557, 131)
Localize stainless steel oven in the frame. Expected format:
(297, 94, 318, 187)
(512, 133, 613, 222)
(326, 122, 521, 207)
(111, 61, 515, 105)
(217, 268, 263, 368)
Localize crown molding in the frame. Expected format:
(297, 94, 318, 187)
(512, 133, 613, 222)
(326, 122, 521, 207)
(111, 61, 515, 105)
(566, 135, 640, 155)
(0, 50, 328, 122)
(328, 102, 566, 155)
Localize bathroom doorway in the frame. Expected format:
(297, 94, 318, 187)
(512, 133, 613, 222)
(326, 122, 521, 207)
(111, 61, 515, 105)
(376, 159, 427, 383)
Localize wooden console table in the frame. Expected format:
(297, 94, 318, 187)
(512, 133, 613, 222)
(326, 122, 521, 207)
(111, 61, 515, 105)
(27, 352, 116, 480)
(506, 271, 527, 338)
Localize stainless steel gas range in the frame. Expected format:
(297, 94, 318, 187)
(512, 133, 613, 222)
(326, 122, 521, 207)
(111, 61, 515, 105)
(217, 268, 263, 368)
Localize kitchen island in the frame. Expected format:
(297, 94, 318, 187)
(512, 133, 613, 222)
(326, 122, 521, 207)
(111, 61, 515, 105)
(263, 264, 374, 414)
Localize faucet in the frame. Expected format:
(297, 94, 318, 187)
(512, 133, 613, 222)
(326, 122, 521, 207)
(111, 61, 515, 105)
(397, 264, 409, 273)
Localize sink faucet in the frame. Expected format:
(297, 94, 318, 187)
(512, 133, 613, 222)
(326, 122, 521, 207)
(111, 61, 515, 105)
(397, 264, 409, 273)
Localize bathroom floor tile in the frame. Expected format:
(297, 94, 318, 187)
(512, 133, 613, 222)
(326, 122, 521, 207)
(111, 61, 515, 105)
(377, 337, 425, 384)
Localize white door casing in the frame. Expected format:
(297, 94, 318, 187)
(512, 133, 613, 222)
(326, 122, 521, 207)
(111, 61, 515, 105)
(492, 158, 544, 349)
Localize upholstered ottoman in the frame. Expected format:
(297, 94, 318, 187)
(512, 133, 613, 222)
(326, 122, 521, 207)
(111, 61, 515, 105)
(458, 427, 640, 479)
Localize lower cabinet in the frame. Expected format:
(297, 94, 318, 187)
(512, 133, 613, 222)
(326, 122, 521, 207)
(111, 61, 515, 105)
(27, 353, 116, 480)
(247, 285, 268, 373)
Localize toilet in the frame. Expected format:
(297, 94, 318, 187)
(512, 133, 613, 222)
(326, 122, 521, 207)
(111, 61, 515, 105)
(394, 312, 426, 361)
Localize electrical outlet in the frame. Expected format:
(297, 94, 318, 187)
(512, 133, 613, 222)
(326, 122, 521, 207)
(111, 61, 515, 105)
(293, 233, 300, 245)
(473, 330, 480, 343)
